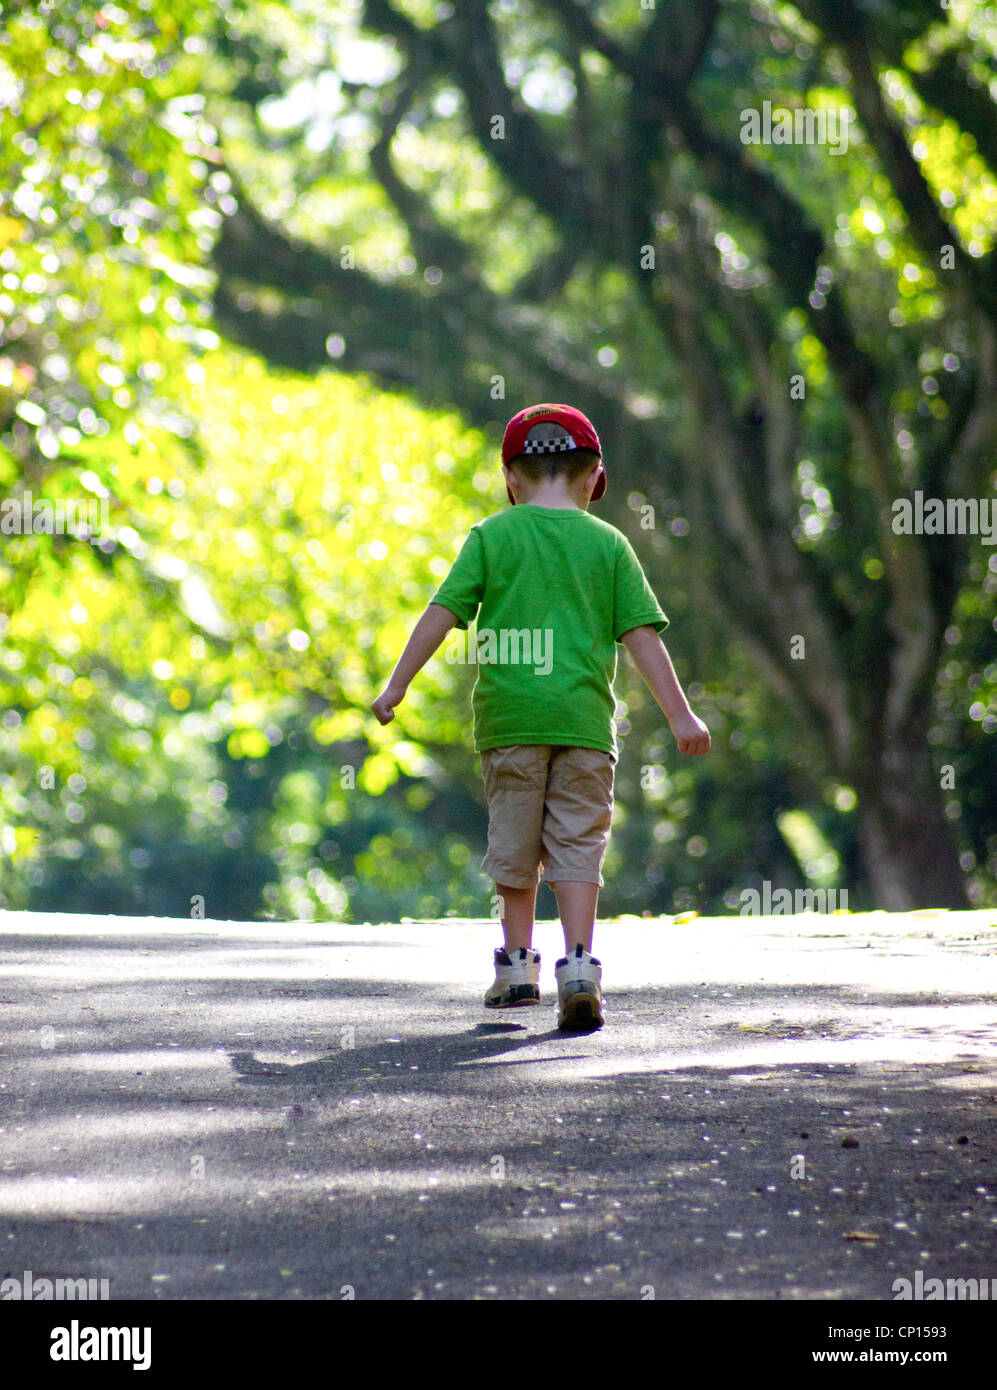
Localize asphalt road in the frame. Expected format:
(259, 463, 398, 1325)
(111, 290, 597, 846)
(1, 909, 996, 1302)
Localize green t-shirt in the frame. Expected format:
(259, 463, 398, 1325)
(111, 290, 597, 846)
(431, 505, 668, 759)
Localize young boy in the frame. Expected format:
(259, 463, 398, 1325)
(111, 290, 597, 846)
(372, 403, 710, 1030)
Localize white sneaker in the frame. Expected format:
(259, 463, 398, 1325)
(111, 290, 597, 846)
(555, 944, 604, 1029)
(484, 947, 541, 1008)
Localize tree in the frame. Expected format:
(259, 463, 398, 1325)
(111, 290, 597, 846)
(206, 0, 997, 907)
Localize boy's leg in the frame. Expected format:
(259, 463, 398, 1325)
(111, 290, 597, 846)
(480, 750, 544, 1010)
(495, 881, 537, 953)
(548, 879, 599, 956)
(541, 746, 614, 956)
(480, 746, 547, 984)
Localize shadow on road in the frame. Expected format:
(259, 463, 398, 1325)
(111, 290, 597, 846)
(1, 926, 995, 1298)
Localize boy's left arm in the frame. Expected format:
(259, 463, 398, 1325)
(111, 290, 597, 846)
(372, 602, 458, 725)
(620, 624, 711, 755)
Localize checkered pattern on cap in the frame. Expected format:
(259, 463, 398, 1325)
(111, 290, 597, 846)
(522, 432, 577, 454)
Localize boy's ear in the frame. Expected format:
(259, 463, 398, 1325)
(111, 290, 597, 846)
(502, 461, 520, 503)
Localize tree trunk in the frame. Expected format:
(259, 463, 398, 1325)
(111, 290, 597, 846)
(854, 730, 969, 910)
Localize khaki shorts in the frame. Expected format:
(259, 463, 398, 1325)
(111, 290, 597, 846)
(479, 744, 615, 890)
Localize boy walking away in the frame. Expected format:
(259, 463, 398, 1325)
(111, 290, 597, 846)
(372, 404, 710, 1030)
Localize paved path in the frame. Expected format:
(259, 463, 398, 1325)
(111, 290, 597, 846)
(1, 910, 995, 1301)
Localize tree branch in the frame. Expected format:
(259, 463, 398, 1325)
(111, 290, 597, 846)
(834, 12, 997, 322)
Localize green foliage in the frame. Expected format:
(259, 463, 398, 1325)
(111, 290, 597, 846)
(0, 333, 501, 917)
(0, 1, 993, 921)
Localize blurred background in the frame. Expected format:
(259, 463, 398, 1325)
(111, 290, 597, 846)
(0, 0, 994, 923)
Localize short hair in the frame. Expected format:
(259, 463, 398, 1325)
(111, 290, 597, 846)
(506, 445, 601, 486)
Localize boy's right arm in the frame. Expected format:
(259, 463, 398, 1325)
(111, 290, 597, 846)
(620, 625, 711, 755)
(371, 602, 458, 726)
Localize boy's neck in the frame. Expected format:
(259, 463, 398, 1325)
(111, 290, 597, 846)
(517, 483, 587, 510)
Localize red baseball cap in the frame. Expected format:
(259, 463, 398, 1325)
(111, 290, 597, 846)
(501, 403, 605, 505)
